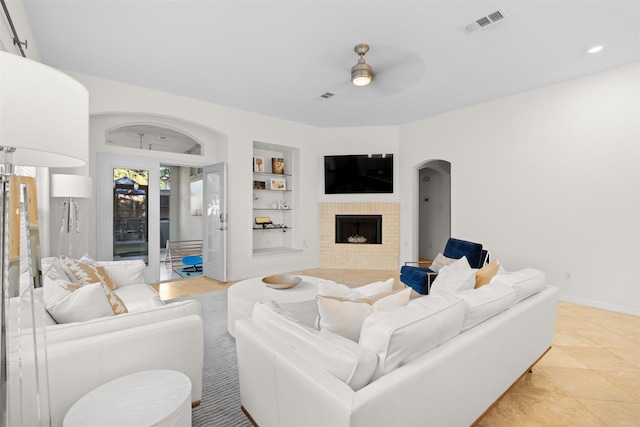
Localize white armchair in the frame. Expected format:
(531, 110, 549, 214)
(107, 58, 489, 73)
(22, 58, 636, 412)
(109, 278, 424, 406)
(9, 257, 204, 427)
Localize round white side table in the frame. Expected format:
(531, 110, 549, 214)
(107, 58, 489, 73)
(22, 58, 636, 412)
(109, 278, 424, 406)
(227, 275, 319, 336)
(63, 370, 192, 427)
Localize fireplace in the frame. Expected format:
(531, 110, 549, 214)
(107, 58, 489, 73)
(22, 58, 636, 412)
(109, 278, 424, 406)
(335, 215, 382, 244)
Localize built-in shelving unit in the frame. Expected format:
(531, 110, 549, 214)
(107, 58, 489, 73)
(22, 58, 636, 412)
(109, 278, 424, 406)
(252, 141, 300, 256)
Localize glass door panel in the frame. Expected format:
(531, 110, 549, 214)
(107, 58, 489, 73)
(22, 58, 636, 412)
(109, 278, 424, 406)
(113, 168, 149, 264)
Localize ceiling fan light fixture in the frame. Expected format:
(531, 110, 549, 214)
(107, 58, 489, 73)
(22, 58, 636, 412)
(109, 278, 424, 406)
(351, 43, 373, 86)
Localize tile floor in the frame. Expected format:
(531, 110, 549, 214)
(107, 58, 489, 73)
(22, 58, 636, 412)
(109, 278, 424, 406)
(153, 269, 640, 426)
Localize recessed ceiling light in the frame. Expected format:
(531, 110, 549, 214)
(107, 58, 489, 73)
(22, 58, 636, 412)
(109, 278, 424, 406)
(585, 45, 604, 54)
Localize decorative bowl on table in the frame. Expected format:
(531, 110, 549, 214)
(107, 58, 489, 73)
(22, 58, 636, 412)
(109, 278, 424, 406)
(262, 274, 302, 290)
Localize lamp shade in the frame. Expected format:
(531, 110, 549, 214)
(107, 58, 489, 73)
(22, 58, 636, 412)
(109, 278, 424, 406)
(0, 51, 89, 167)
(51, 174, 93, 198)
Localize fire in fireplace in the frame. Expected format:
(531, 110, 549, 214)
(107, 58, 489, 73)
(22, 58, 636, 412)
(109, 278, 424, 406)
(335, 215, 382, 244)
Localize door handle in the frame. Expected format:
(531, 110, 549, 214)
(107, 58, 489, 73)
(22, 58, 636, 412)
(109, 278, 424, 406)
(218, 213, 227, 231)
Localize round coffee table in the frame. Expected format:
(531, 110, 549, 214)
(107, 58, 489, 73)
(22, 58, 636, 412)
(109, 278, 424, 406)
(227, 275, 319, 336)
(63, 370, 191, 427)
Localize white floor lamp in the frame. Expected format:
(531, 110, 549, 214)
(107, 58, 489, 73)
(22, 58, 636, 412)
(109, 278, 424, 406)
(50, 174, 93, 259)
(0, 51, 89, 426)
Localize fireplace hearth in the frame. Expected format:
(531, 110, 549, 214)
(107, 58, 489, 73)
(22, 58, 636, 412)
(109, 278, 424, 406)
(335, 214, 382, 244)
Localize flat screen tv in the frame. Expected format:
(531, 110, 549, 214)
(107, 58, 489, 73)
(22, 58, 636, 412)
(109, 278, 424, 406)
(324, 154, 393, 194)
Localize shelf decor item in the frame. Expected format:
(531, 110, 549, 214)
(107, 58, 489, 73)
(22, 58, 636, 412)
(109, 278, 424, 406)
(253, 180, 266, 189)
(270, 178, 286, 190)
(271, 157, 284, 174)
(254, 156, 264, 172)
(255, 217, 272, 225)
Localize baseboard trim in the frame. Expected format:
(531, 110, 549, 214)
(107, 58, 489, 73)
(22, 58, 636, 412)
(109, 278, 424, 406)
(559, 296, 640, 316)
(241, 405, 258, 427)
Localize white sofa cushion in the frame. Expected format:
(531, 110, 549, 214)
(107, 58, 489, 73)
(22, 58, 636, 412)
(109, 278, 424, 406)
(251, 301, 378, 391)
(318, 278, 394, 299)
(454, 281, 517, 331)
(430, 256, 476, 294)
(114, 284, 164, 312)
(45, 299, 201, 345)
(317, 288, 412, 341)
(359, 293, 466, 380)
(491, 268, 546, 303)
(95, 260, 146, 286)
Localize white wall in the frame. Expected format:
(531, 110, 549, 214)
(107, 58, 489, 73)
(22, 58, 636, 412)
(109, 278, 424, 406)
(70, 72, 321, 281)
(399, 63, 640, 315)
(41, 62, 639, 314)
(178, 167, 203, 240)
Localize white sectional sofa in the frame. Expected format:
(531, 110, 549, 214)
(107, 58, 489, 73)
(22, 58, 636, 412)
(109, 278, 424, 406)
(236, 265, 559, 427)
(9, 256, 204, 427)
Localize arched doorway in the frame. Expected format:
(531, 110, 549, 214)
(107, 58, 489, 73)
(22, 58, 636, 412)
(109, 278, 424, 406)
(418, 160, 451, 261)
(91, 113, 228, 283)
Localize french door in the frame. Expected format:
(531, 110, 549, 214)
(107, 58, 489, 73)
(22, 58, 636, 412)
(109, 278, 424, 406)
(202, 163, 227, 281)
(98, 154, 227, 283)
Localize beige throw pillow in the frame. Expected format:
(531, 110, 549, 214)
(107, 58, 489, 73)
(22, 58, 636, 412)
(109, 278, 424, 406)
(101, 285, 128, 315)
(60, 256, 119, 290)
(317, 288, 412, 341)
(475, 260, 500, 288)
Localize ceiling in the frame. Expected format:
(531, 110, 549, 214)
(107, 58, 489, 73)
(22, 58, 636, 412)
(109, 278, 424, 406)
(20, 1, 640, 128)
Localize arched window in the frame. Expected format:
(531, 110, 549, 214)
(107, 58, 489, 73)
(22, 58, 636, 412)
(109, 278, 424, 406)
(106, 124, 202, 155)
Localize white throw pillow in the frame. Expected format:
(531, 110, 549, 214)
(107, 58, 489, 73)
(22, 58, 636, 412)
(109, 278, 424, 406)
(454, 282, 517, 331)
(491, 268, 546, 303)
(429, 253, 456, 272)
(318, 278, 395, 299)
(44, 277, 72, 307)
(359, 293, 466, 380)
(430, 256, 476, 294)
(46, 282, 115, 324)
(317, 288, 412, 341)
(251, 301, 378, 391)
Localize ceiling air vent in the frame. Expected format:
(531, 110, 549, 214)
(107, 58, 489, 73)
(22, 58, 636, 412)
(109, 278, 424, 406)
(462, 9, 507, 34)
(320, 92, 335, 100)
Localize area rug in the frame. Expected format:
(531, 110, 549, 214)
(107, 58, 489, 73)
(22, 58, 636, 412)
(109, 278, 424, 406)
(174, 267, 203, 278)
(168, 290, 252, 427)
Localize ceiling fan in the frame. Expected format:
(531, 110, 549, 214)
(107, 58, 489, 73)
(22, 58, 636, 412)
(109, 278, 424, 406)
(311, 43, 426, 100)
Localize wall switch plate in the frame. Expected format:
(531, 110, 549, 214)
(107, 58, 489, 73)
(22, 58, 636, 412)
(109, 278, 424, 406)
(564, 271, 572, 281)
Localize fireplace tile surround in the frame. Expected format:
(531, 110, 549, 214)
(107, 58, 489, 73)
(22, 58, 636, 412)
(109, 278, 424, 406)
(320, 202, 399, 270)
